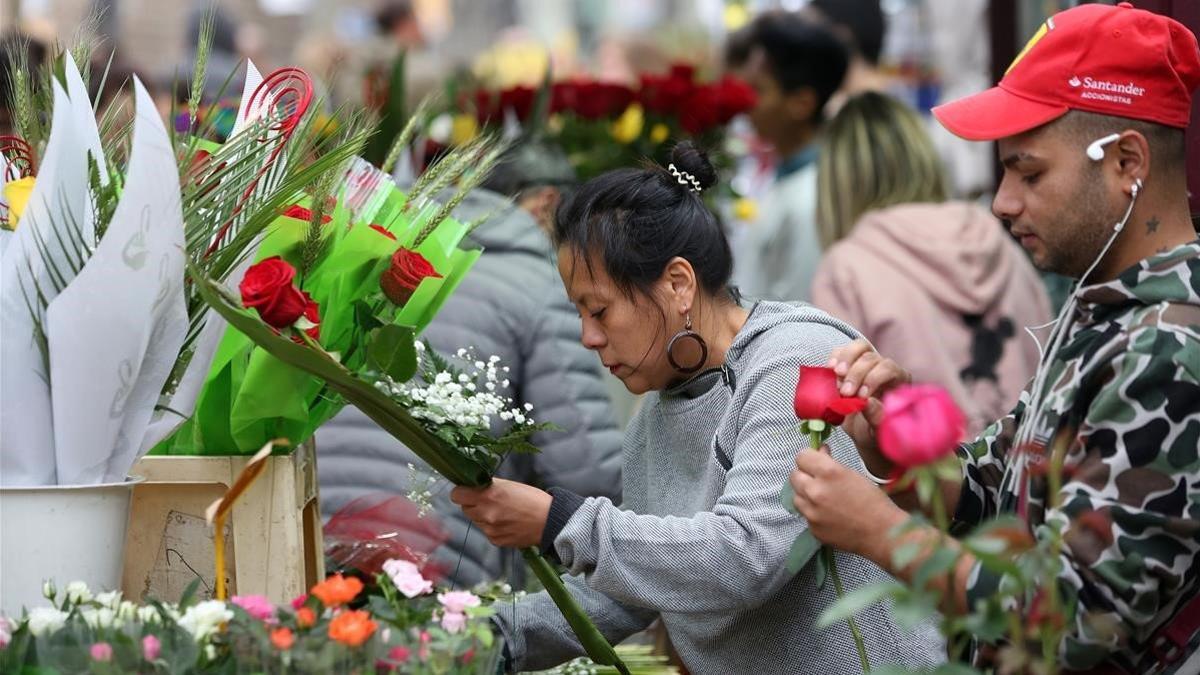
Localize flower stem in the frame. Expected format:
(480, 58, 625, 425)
(827, 546, 871, 673)
(809, 425, 870, 673)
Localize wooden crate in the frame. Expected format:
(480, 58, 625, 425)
(121, 442, 323, 604)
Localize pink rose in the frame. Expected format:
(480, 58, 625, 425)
(232, 594, 276, 622)
(90, 642, 113, 662)
(382, 558, 433, 598)
(290, 594, 309, 610)
(877, 385, 966, 468)
(437, 590, 481, 614)
(388, 645, 411, 663)
(440, 611, 467, 634)
(142, 634, 161, 661)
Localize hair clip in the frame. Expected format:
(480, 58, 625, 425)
(668, 163, 702, 192)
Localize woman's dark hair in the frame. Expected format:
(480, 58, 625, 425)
(553, 141, 734, 302)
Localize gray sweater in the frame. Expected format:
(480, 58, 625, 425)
(316, 189, 623, 587)
(496, 301, 944, 673)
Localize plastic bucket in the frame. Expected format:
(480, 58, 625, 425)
(0, 476, 143, 617)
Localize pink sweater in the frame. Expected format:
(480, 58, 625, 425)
(811, 201, 1052, 436)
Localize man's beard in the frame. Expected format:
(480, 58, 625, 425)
(1041, 172, 1119, 280)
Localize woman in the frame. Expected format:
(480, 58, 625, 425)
(450, 143, 943, 672)
(811, 92, 1051, 435)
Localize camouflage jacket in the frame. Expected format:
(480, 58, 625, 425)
(954, 240, 1200, 671)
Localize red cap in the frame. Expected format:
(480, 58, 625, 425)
(934, 2, 1200, 141)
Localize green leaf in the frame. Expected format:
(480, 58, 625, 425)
(785, 531, 823, 574)
(913, 546, 960, 590)
(891, 591, 938, 632)
(816, 581, 905, 629)
(812, 546, 828, 590)
(354, 300, 385, 333)
(780, 482, 798, 514)
(367, 324, 418, 382)
(892, 541, 923, 570)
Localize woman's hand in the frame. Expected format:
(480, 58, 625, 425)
(450, 479, 553, 548)
(789, 446, 907, 564)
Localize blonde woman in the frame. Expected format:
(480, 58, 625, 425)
(811, 92, 1051, 435)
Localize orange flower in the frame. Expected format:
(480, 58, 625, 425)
(310, 573, 363, 608)
(270, 627, 295, 650)
(328, 610, 377, 647)
(295, 607, 316, 629)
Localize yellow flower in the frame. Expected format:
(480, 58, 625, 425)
(2, 176, 36, 230)
(450, 114, 479, 146)
(547, 114, 565, 134)
(610, 104, 644, 144)
(733, 197, 758, 222)
(724, 4, 751, 31)
(650, 123, 670, 145)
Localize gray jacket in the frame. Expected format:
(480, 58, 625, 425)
(496, 301, 944, 673)
(316, 189, 623, 587)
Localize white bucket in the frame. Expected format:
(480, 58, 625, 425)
(0, 476, 143, 617)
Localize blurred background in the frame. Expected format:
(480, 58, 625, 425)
(3, 0, 1196, 205)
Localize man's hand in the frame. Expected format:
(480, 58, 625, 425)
(828, 339, 912, 477)
(828, 339, 912, 399)
(450, 479, 553, 549)
(789, 446, 908, 563)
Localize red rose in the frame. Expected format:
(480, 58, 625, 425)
(499, 86, 536, 121)
(793, 366, 868, 425)
(281, 204, 331, 224)
(380, 248, 442, 306)
(240, 257, 308, 328)
(669, 63, 697, 81)
(679, 85, 721, 135)
(291, 292, 321, 343)
(714, 75, 758, 124)
(369, 224, 397, 240)
(551, 81, 581, 115)
(474, 89, 500, 124)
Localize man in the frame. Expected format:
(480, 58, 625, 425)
(726, 12, 848, 302)
(806, 0, 890, 110)
(318, 140, 623, 588)
(790, 3, 1200, 672)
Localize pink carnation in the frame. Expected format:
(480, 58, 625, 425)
(142, 634, 161, 661)
(437, 590, 481, 614)
(90, 642, 113, 662)
(382, 558, 433, 598)
(232, 594, 276, 622)
(440, 611, 467, 634)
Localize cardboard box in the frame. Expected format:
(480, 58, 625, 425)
(121, 442, 323, 604)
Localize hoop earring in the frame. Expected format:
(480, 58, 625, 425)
(666, 313, 709, 374)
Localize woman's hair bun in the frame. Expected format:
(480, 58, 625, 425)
(669, 141, 718, 191)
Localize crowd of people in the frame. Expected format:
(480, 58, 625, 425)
(5, 1, 1199, 672)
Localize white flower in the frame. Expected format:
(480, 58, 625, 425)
(137, 605, 162, 624)
(81, 607, 118, 629)
(0, 616, 12, 649)
(205, 644, 218, 661)
(474, 361, 485, 370)
(456, 348, 467, 357)
(65, 580, 92, 604)
(95, 590, 122, 609)
(524, 403, 534, 412)
(178, 600, 233, 642)
(415, 341, 427, 353)
(26, 607, 69, 636)
(41, 580, 56, 601)
(514, 414, 526, 424)
(117, 601, 138, 623)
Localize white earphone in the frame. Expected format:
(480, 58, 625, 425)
(1086, 133, 1122, 161)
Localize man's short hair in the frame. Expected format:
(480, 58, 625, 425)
(730, 12, 849, 113)
(809, 0, 886, 65)
(1055, 110, 1186, 176)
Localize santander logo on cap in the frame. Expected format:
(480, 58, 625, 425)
(932, 2, 1200, 141)
(1069, 75, 1147, 106)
